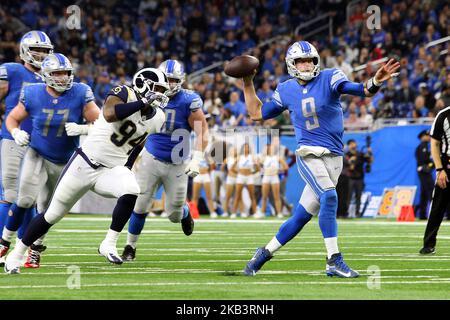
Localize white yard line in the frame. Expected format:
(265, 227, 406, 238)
(1, 279, 450, 290)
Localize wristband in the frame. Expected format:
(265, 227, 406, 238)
(436, 168, 444, 172)
(366, 77, 382, 94)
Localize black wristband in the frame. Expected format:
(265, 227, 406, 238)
(366, 77, 381, 94)
(114, 100, 145, 120)
(436, 168, 444, 172)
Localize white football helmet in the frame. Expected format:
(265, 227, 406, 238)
(285, 41, 320, 81)
(19, 30, 54, 69)
(158, 59, 185, 96)
(132, 68, 170, 108)
(41, 53, 74, 92)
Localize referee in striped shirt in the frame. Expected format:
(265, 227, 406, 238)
(420, 106, 450, 255)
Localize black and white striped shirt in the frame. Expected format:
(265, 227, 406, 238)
(430, 106, 450, 157)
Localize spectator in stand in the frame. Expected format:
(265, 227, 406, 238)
(224, 92, 247, 127)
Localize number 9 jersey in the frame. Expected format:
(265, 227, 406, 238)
(81, 85, 165, 168)
(261, 68, 349, 156)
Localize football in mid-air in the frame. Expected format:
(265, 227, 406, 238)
(224, 55, 259, 78)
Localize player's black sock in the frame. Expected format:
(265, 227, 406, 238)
(21, 214, 52, 247)
(110, 194, 138, 232)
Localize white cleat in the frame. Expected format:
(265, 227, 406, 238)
(4, 251, 25, 274)
(98, 241, 123, 265)
(210, 212, 218, 219)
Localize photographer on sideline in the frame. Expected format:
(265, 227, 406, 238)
(346, 139, 373, 218)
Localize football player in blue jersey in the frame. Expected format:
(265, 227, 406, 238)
(241, 41, 400, 278)
(1, 53, 100, 268)
(0, 31, 53, 266)
(122, 59, 209, 261)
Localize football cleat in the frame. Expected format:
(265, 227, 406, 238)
(243, 247, 273, 276)
(0, 238, 11, 267)
(419, 247, 436, 255)
(4, 250, 25, 275)
(121, 245, 136, 261)
(181, 203, 194, 236)
(98, 241, 123, 265)
(24, 244, 47, 268)
(326, 253, 359, 278)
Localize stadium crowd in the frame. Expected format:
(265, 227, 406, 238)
(0, 0, 448, 132)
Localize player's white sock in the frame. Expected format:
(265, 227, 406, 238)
(13, 239, 29, 257)
(2, 228, 16, 242)
(324, 237, 339, 259)
(104, 229, 120, 246)
(127, 233, 139, 249)
(265, 237, 282, 254)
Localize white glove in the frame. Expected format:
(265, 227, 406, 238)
(65, 122, 89, 136)
(185, 150, 203, 178)
(11, 128, 30, 146)
(142, 92, 169, 109)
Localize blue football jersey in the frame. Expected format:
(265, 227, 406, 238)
(0, 63, 44, 139)
(262, 68, 349, 156)
(21, 83, 94, 163)
(145, 89, 203, 164)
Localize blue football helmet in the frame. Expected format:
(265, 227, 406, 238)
(158, 59, 185, 97)
(19, 31, 54, 69)
(41, 53, 74, 92)
(285, 41, 320, 81)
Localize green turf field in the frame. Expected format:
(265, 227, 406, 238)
(1, 215, 449, 300)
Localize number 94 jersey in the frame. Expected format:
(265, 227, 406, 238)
(82, 85, 165, 168)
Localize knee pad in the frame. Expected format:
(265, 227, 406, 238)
(111, 166, 140, 197)
(16, 196, 35, 209)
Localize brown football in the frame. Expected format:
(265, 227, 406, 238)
(224, 55, 259, 78)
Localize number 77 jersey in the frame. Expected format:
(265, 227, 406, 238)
(82, 85, 165, 168)
(263, 68, 348, 156)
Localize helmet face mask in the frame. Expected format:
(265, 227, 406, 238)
(158, 60, 185, 96)
(41, 53, 74, 93)
(285, 41, 320, 81)
(20, 31, 54, 69)
(132, 68, 170, 108)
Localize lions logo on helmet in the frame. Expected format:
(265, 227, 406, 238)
(132, 68, 170, 109)
(41, 53, 74, 93)
(285, 41, 320, 81)
(19, 30, 54, 69)
(158, 60, 185, 97)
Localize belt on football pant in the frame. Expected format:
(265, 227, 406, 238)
(76, 148, 106, 170)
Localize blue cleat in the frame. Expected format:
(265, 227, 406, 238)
(181, 203, 194, 236)
(326, 253, 359, 278)
(243, 247, 272, 276)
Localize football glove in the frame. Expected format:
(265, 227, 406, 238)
(65, 123, 89, 136)
(11, 128, 30, 146)
(185, 150, 203, 178)
(142, 92, 169, 109)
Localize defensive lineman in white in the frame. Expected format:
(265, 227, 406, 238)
(4, 68, 168, 273)
(122, 59, 209, 261)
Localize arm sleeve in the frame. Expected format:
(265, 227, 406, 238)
(330, 68, 365, 97)
(261, 87, 287, 120)
(337, 81, 366, 97)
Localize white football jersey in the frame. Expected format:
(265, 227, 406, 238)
(82, 85, 165, 168)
